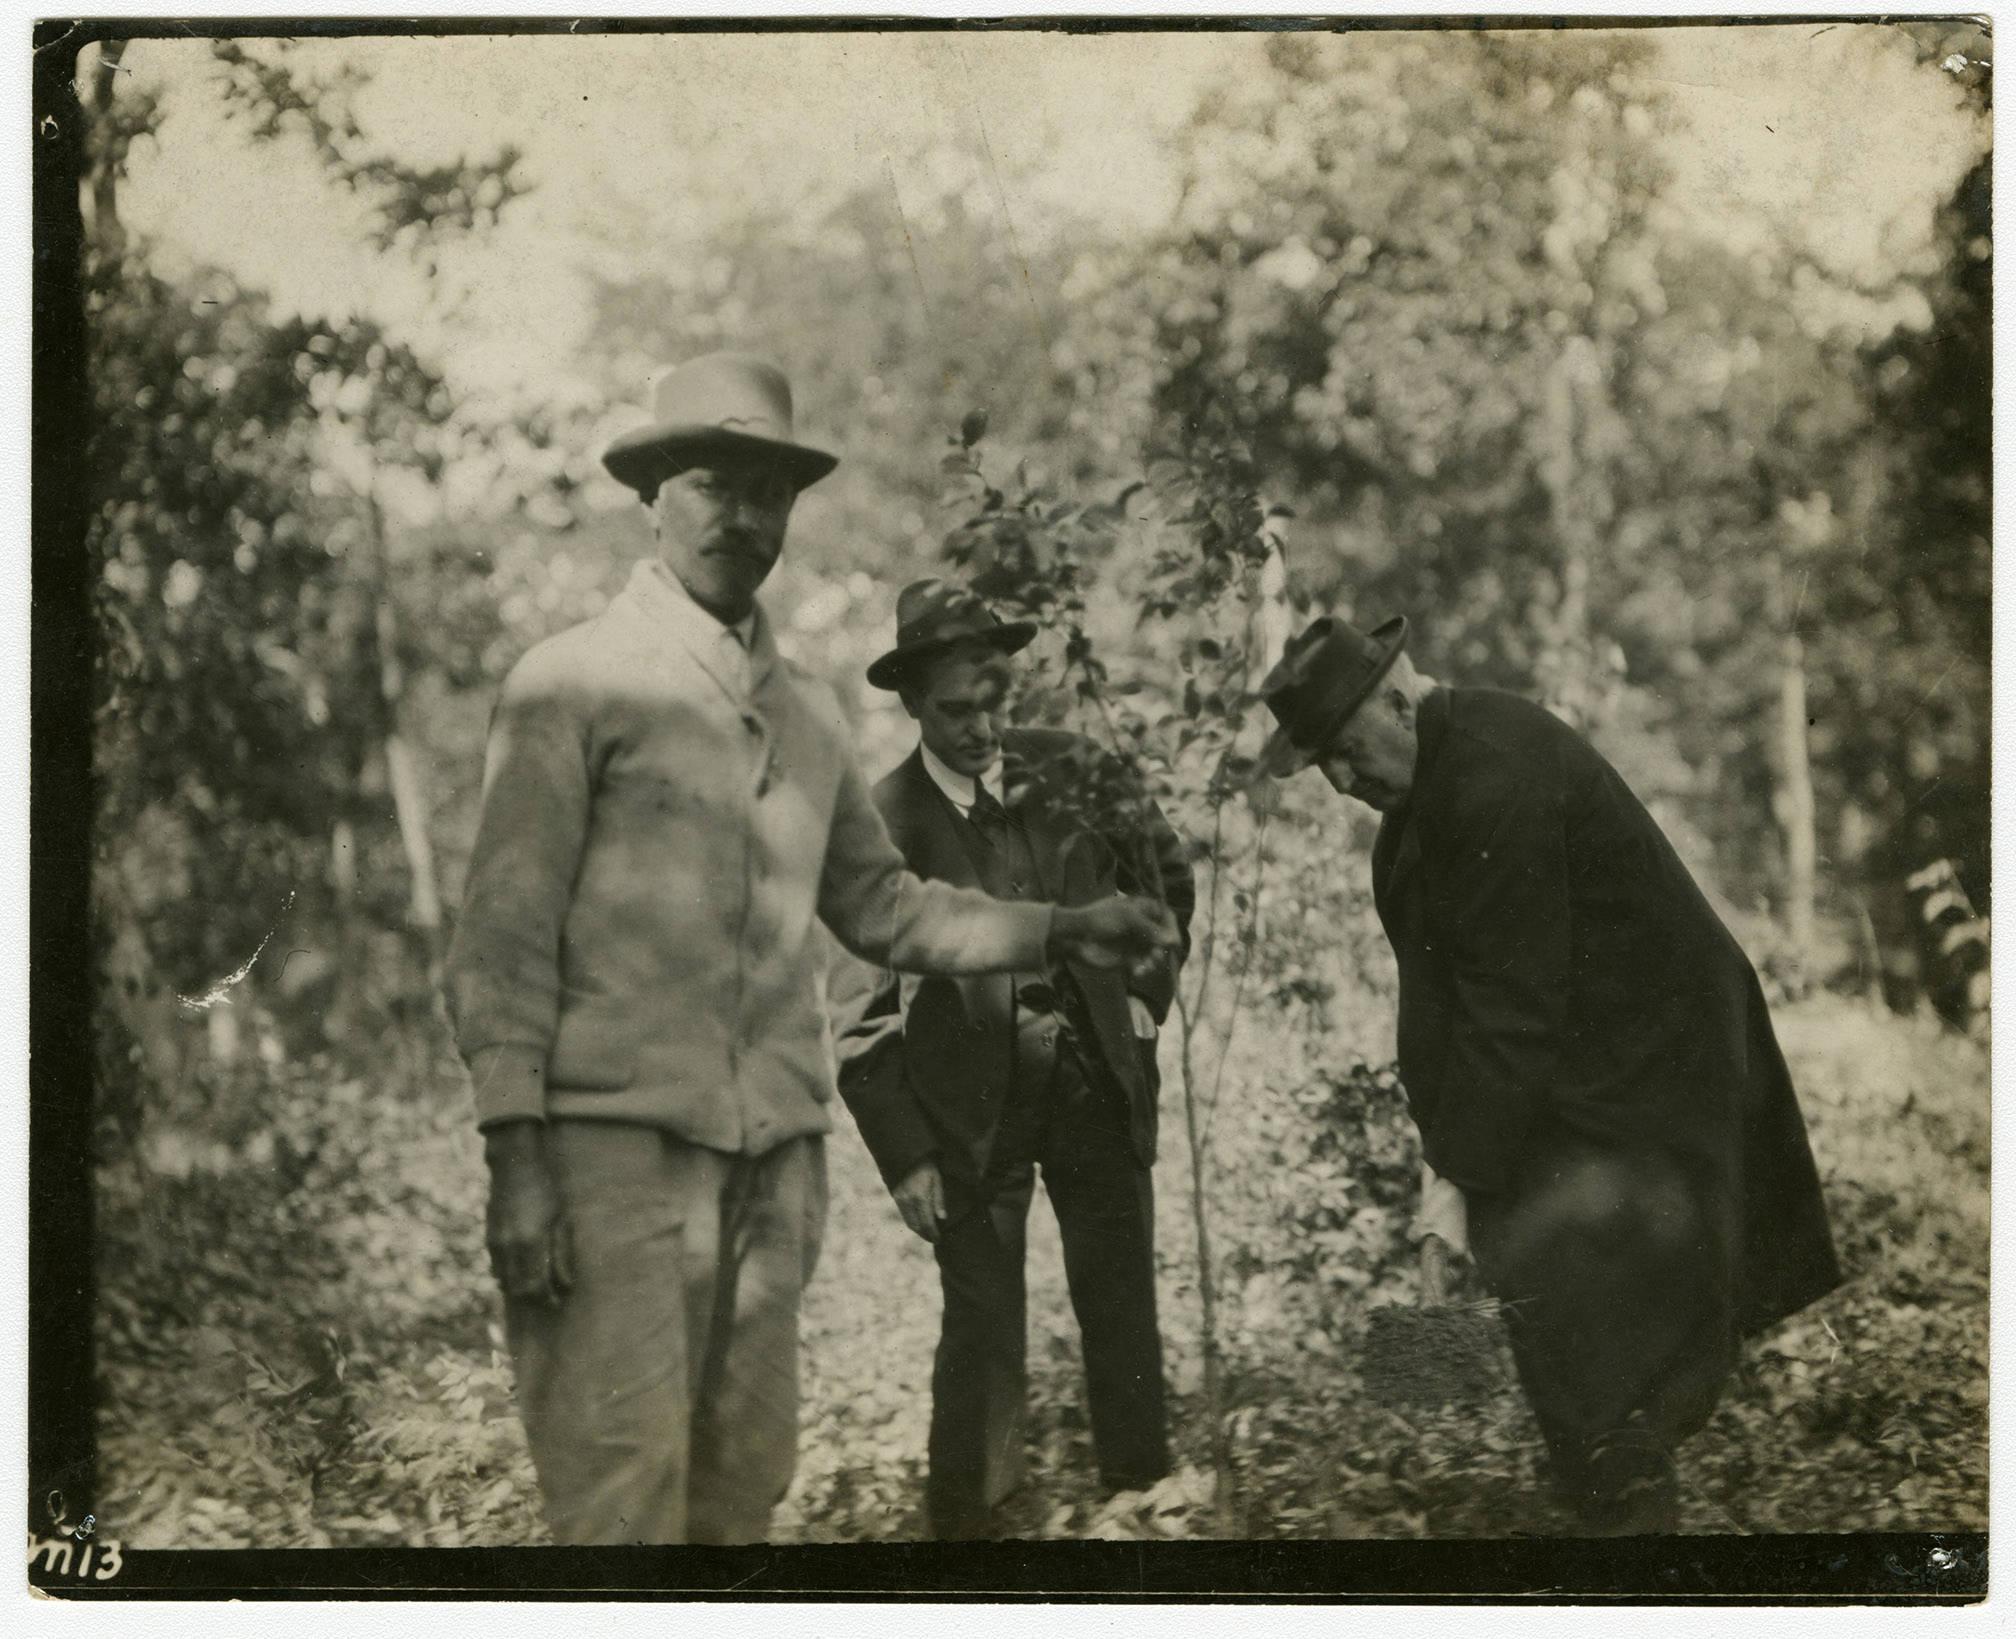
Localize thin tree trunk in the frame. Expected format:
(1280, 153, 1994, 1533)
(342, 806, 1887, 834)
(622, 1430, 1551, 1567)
(1174, 990, 1240, 1534)
(100, 882, 189, 1129)
(1853, 896, 1885, 1012)
(88, 44, 174, 1140)
(1537, 345, 1595, 730)
(383, 735, 443, 939)
(361, 490, 445, 978)
(88, 40, 129, 255)
(330, 818, 357, 900)
(1077, 628, 1246, 1533)
(1777, 635, 1817, 971)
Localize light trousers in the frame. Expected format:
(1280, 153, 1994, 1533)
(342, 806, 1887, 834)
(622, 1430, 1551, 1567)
(503, 1121, 826, 1545)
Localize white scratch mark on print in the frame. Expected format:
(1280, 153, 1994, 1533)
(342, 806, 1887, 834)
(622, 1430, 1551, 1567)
(176, 891, 296, 1011)
(883, 156, 934, 328)
(1912, 659, 1958, 716)
(949, 41, 1050, 354)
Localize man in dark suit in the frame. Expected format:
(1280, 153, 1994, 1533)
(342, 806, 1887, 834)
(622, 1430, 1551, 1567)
(832, 579, 1196, 1539)
(1258, 614, 1841, 1533)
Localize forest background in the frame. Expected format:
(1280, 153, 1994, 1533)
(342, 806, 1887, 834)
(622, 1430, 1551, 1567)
(62, 20, 1992, 1546)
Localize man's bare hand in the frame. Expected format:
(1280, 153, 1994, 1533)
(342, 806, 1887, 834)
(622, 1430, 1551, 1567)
(1420, 1232, 1454, 1305)
(484, 1122, 575, 1307)
(892, 1160, 946, 1243)
(1050, 895, 1179, 972)
(1417, 1159, 1470, 1255)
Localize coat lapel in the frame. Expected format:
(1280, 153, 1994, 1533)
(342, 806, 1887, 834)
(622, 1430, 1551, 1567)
(1000, 734, 1075, 900)
(685, 626, 747, 708)
(1374, 809, 1422, 912)
(884, 746, 1018, 1183)
(890, 750, 986, 890)
(743, 606, 779, 698)
(1375, 686, 1457, 910)
(623, 558, 758, 712)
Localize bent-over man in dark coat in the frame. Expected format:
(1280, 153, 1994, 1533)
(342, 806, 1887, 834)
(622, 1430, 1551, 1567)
(1258, 613, 1841, 1533)
(831, 580, 1196, 1538)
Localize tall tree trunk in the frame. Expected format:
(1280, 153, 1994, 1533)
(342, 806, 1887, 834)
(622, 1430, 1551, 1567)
(1173, 989, 1241, 1535)
(330, 818, 357, 900)
(1533, 131, 1627, 735)
(383, 737, 443, 940)
(99, 877, 190, 1138)
(87, 40, 128, 255)
(361, 489, 445, 981)
(1765, 554, 1818, 975)
(86, 41, 179, 1142)
(1776, 630, 1818, 970)
(1537, 341, 1600, 730)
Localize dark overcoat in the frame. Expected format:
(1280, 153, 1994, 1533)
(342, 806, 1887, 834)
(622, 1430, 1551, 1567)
(832, 728, 1195, 1189)
(1372, 687, 1840, 1336)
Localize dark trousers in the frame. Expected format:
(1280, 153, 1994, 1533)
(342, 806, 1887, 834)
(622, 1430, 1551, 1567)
(1468, 1129, 1737, 1520)
(925, 1049, 1169, 1538)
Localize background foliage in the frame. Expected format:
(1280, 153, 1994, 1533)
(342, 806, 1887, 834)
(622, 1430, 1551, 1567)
(74, 25, 1990, 1544)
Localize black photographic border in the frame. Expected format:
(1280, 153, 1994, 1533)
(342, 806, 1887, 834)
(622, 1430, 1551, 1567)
(28, 12, 1989, 1604)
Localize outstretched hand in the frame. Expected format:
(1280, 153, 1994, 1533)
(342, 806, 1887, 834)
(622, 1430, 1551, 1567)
(1050, 894, 1179, 973)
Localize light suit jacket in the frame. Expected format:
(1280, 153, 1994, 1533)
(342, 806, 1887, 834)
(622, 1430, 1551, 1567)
(446, 560, 1053, 1151)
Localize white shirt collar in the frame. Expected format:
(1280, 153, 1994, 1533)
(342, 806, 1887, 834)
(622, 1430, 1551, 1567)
(636, 558, 758, 650)
(919, 741, 1003, 812)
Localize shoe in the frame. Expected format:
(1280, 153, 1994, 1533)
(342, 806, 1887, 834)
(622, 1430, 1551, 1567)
(925, 1506, 997, 1542)
(1573, 1470, 1680, 1536)
(1100, 1467, 1170, 1498)
(1574, 1420, 1680, 1535)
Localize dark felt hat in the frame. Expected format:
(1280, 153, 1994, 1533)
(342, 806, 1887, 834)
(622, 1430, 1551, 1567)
(1257, 614, 1410, 777)
(865, 578, 1038, 691)
(602, 352, 839, 495)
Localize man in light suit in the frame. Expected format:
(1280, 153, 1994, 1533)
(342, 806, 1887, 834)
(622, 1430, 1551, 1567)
(833, 580, 1196, 1539)
(446, 357, 1176, 1545)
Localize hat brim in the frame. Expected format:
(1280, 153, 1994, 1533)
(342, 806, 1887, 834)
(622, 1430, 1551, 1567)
(603, 422, 839, 494)
(865, 621, 1039, 691)
(1253, 617, 1408, 781)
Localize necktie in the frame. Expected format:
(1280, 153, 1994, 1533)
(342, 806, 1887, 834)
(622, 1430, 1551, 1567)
(967, 783, 1010, 844)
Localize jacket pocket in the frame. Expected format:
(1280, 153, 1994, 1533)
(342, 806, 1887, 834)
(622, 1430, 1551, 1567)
(545, 999, 641, 1092)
